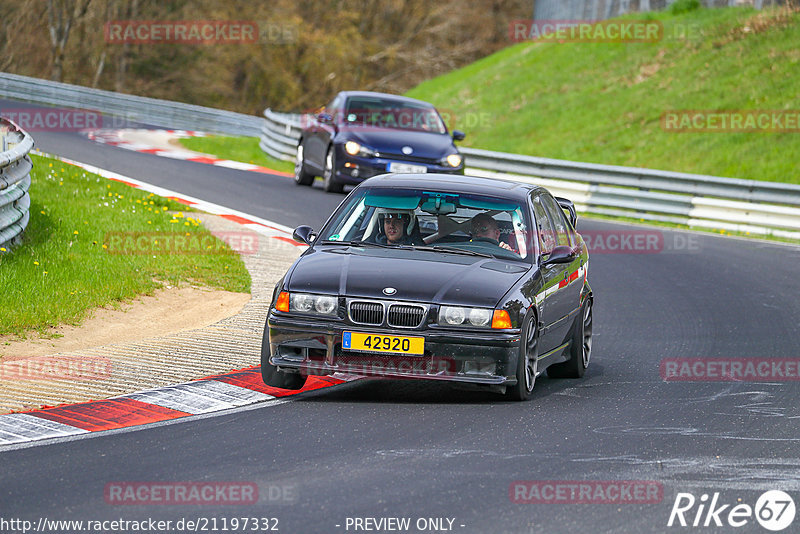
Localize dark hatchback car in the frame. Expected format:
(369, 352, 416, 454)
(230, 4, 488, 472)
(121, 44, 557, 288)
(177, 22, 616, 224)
(261, 173, 592, 400)
(293, 91, 465, 193)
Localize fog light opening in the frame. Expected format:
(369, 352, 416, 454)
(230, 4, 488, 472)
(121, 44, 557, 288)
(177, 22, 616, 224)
(463, 361, 497, 376)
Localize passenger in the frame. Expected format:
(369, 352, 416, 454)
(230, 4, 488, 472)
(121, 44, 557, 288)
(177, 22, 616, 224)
(376, 211, 422, 245)
(471, 213, 513, 251)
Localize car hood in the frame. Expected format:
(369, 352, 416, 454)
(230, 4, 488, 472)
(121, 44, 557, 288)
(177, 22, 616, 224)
(287, 247, 529, 308)
(338, 128, 457, 160)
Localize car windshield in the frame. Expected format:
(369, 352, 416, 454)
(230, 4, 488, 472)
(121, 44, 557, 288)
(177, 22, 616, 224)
(319, 188, 531, 261)
(340, 97, 447, 134)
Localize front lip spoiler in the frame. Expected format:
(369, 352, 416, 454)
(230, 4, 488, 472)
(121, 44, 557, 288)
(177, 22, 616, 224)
(270, 357, 514, 386)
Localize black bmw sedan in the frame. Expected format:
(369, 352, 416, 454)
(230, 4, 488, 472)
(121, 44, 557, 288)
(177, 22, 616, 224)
(261, 173, 593, 401)
(293, 91, 465, 193)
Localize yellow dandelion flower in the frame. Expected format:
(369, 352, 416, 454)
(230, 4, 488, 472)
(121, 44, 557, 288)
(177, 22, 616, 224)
(162, 206, 168, 211)
(169, 220, 178, 224)
(0, 247, 6, 252)
(102, 244, 108, 249)
(43, 271, 48, 275)
(147, 221, 152, 224)
(59, 181, 63, 186)
(49, 163, 53, 167)
(40, 211, 45, 215)
(184, 222, 190, 226)
(34, 261, 39, 265)
(73, 231, 79, 235)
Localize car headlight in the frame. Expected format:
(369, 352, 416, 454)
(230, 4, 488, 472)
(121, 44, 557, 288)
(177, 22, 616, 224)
(278, 292, 338, 316)
(439, 306, 493, 327)
(344, 141, 377, 157)
(444, 153, 462, 168)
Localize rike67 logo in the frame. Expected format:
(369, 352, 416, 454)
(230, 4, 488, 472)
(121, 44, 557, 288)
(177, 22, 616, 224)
(668, 490, 795, 531)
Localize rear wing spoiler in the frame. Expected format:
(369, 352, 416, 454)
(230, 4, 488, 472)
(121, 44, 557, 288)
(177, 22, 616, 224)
(555, 197, 577, 228)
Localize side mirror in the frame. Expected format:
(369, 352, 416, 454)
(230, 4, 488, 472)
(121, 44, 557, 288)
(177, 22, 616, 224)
(452, 130, 466, 141)
(542, 245, 576, 265)
(317, 112, 333, 124)
(292, 225, 316, 245)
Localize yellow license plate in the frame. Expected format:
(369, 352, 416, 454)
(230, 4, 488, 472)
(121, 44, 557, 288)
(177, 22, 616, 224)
(343, 332, 424, 355)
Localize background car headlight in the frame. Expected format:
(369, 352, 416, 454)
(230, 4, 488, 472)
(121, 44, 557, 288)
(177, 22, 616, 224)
(345, 141, 361, 156)
(344, 141, 377, 157)
(439, 306, 493, 327)
(444, 153, 462, 167)
(289, 293, 338, 316)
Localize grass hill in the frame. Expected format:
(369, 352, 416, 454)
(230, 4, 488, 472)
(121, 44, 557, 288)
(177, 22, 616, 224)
(406, 5, 800, 183)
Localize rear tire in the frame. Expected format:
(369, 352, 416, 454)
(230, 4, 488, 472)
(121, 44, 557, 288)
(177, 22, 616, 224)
(260, 325, 307, 390)
(294, 143, 314, 186)
(547, 298, 592, 379)
(505, 312, 538, 401)
(322, 146, 344, 193)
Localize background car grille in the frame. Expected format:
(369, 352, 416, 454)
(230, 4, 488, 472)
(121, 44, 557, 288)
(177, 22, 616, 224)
(387, 304, 426, 328)
(349, 301, 383, 325)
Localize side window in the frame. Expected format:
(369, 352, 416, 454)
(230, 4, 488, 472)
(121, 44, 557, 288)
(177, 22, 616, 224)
(541, 194, 574, 248)
(327, 96, 343, 121)
(532, 195, 557, 255)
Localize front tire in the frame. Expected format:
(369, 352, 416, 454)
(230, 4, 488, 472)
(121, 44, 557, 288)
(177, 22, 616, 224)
(547, 298, 592, 379)
(322, 146, 344, 193)
(505, 312, 539, 401)
(260, 326, 307, 390)
(294, 143, 314, 186)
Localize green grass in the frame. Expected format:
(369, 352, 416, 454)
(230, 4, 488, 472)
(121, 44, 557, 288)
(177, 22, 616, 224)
(406, 5, 800, 183)
(0, 154, 251, 337)
(179, 135, 294, 174)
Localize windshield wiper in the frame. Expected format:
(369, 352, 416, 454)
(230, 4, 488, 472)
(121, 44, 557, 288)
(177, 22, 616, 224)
(318, 240, 395, 249)
(410, 245, 494, 258)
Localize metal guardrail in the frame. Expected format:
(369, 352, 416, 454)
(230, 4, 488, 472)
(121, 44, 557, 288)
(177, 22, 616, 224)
(0, 72, 262, 137)
(260, 109, 800, 239)
(0, 118, 33, 249)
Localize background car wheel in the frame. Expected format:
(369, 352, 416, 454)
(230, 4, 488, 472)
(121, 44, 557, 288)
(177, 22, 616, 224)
(260, 324, 307, 390)
(322, 146, 344, 193)
(547, 298, 592, 379)
(294, 143, 314, 186)
(505, 312, 538, 401)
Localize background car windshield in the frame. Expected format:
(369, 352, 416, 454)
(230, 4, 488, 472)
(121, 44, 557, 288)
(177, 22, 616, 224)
(320, 189, 530, 261)
(343, 97, 447, 134)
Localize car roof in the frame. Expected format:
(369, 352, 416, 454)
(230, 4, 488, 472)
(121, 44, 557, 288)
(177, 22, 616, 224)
(360, 173, 543, 201)
(337, 91, 435, 108)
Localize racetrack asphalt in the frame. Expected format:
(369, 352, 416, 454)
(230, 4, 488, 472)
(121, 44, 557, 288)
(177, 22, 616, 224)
(2, 100, 800, 533)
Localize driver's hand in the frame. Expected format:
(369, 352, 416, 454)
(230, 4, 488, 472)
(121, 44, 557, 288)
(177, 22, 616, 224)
(499, 241, 512, 251)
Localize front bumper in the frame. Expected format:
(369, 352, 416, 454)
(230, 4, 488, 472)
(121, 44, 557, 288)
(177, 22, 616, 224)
(334, 153, 464, 185)
(268, 313, 520, 386)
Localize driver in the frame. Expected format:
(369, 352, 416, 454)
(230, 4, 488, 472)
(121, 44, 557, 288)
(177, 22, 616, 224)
(470, 213, 513, 251)
(376, 210, 422, 245)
